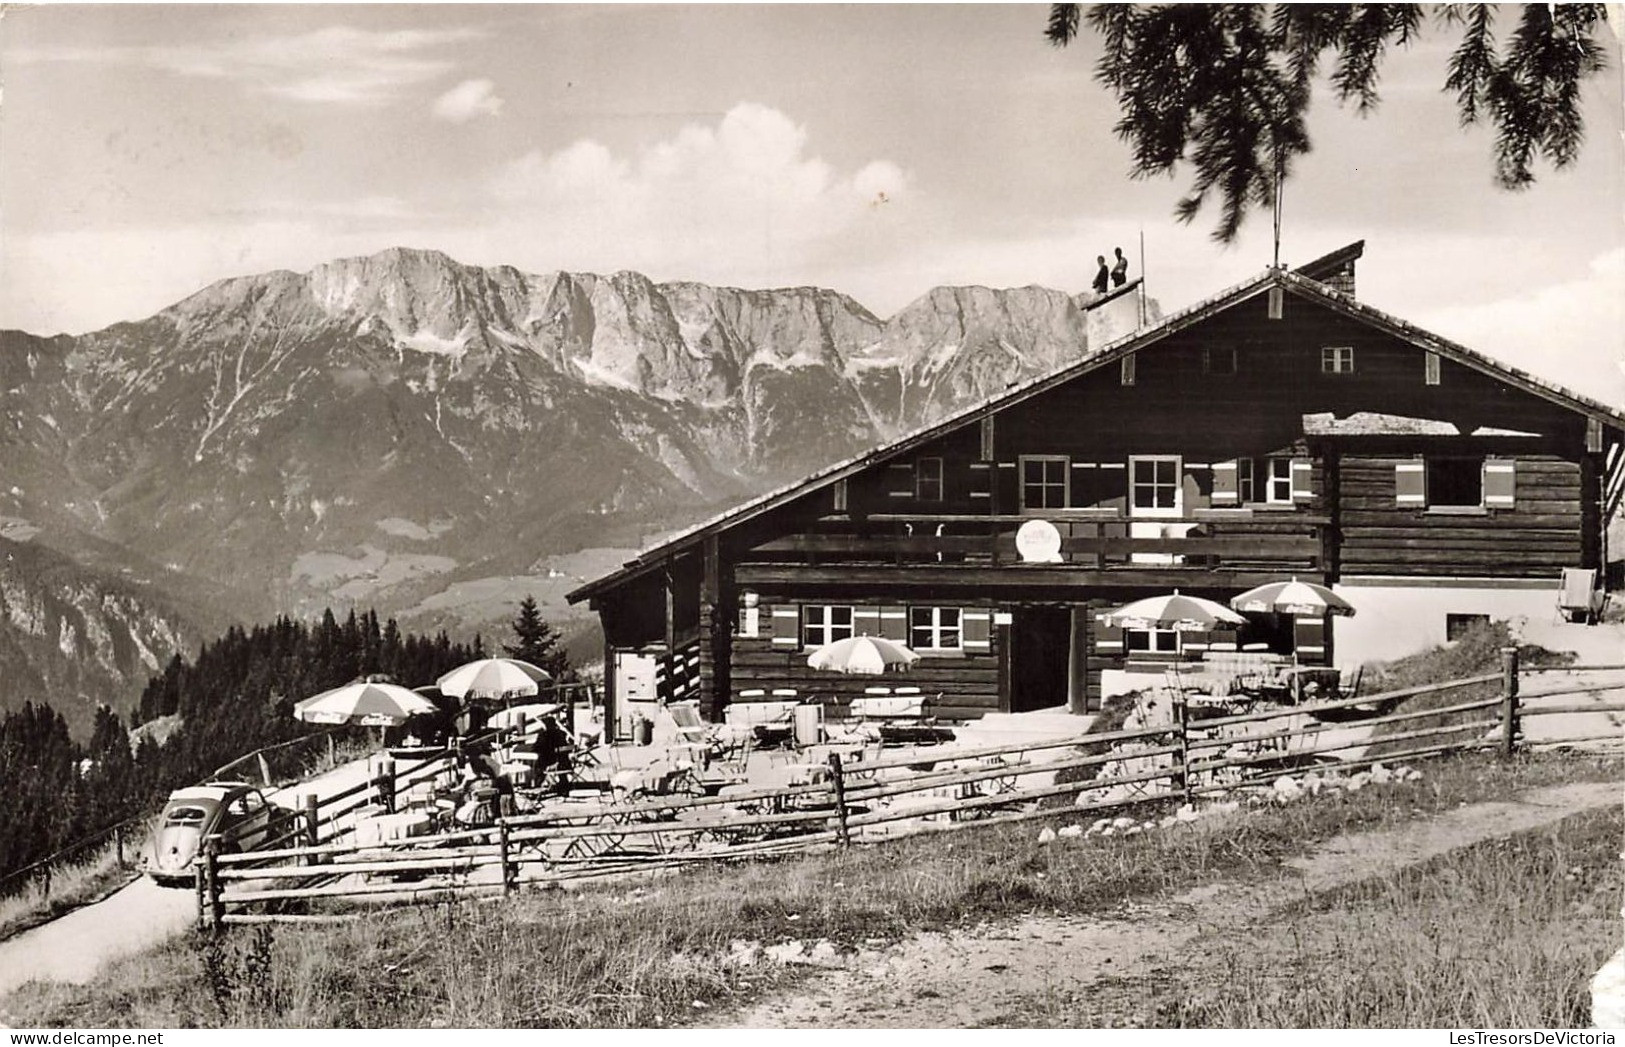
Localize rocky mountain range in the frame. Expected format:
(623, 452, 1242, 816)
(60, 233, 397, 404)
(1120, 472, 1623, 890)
(0, 247, 1150, 723)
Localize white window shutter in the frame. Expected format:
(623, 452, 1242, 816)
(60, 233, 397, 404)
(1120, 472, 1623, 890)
(1211, 460, 1239, 504)
(1396, 460, 1426, 506)
(1484, 459, 1516, 508)
(1290, 457, 1313, 502)
(770, 605, 800, 647)
(961, 610, 991, 652)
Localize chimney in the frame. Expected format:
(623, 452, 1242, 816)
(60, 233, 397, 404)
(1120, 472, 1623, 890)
(1293, 240, 1365, 299)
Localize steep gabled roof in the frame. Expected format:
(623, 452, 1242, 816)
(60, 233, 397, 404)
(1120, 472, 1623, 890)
(569, 263, 1624, 605)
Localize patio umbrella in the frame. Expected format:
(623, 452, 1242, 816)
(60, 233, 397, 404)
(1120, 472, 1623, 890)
(1229, 577, 1356, 618)
(1096, 590, 1246, 632)
(436, 657, 553, 700)
(806, 635, 921, 675)
(293, 681, 439, 726)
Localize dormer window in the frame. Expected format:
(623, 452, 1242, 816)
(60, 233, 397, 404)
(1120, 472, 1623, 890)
(1321, 346, 1355, 374)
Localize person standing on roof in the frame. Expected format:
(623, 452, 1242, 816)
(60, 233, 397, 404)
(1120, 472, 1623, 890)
(1092, 255, 1110, 294)
(1111, 247, 1129, 287)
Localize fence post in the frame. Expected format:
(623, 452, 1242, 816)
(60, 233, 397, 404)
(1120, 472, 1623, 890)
(115, 825, 125, 869)
(1501, 646, 1521, 758)
(498, 820, 514, 897)
(327, 733, 336, 770)
(384, 756, 398, 813)
(304, 794, 320, 864)
(40, 862, 50, 901)
(194, 857, 208, 932)
(827, 752, 851, 847)
(203, 834, 224, 934)
(1172, 693, 1192, 806)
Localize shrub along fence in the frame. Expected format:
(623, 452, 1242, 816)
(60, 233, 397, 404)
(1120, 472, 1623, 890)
(196, 649, 1625, 929)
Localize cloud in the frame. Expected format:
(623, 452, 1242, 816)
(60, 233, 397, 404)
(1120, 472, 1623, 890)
(482, 103, 908, 286)
(1410, 248, 1625, 407)
(15, 26, 484, 106)
(432, 78, 504, 122)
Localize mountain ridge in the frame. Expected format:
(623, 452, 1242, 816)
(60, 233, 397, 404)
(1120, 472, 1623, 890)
(0, 246, 1151, 720)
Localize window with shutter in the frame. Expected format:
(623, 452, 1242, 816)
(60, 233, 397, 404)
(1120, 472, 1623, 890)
(1395, 460, 1426, 506)
(802, 605, 854, 647)
(909, 607, 962, 650)
(1427, 456, 1483, 508)
(1211, 460, 1239, 504)
(851, 606, 881, 636)
(1484, 459, 1516, 508)
(1094, 619, 1125, 655)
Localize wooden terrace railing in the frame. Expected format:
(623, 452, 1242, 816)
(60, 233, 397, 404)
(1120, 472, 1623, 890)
(193, 649, 1625, 929)
(745, 513, 1327, 572)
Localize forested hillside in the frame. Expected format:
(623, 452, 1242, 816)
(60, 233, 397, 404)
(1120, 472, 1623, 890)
(0, 609, 484, 890)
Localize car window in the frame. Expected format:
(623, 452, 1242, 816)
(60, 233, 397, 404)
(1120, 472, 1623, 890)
(165, 805, 209, 825)
(240, 791, 266, 813)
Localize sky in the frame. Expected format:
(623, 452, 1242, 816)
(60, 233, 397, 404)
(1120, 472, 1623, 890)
(2, 3, 1622, 401)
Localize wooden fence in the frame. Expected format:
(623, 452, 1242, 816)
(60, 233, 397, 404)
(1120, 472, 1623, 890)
(197, 648, 1625, 929)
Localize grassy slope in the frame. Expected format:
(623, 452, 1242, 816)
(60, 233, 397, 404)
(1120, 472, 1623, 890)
(8, 750, 1619, 1029)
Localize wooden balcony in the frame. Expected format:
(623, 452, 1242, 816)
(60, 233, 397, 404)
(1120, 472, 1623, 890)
(738, 512, 1331, 587)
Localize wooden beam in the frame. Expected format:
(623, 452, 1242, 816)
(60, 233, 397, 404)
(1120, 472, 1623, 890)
(735, 563, 1321, 590)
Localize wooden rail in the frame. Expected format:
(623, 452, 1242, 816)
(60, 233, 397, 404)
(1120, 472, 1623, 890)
(195, 649, 1625, 928)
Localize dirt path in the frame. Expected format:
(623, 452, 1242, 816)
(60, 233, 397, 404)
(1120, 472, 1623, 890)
(0, 758, 379, 998)
(714, 779, 1624, 1028)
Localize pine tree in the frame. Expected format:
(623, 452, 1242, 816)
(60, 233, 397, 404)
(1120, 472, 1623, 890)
(503, 595, 573, 681)
(1048, 3, 1610, 243)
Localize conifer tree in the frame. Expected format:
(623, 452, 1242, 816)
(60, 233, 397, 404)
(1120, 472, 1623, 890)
(1047, 3, 1610, 243)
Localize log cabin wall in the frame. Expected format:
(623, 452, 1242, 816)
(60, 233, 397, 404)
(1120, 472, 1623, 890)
(1337, 451, 1587, 578)
(727, 594, 1002, 720)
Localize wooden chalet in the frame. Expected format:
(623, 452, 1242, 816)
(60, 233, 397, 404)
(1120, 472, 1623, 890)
(569, 243, 1625, 730)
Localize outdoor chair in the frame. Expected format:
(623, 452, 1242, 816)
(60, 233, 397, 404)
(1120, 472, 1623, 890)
(1558, 567, 1606, 624)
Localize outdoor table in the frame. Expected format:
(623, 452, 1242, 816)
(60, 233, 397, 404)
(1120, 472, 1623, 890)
(355, 810, 433, 846)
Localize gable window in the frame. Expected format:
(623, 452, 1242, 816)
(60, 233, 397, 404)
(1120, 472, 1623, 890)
(1020, 455, 1069, 510)
(1321, 345, 1355, 374)
(909, 607, 962, 651)
(1426, 456, 1483, 508)
(1203, 345, 1237, 375)
(915, 457, 944, 502)
(1130, 456, 1181, 512)
(802, 605, 853, 648)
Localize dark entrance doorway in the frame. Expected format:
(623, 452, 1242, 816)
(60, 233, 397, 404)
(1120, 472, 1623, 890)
(1010, 605, 1072, 713)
